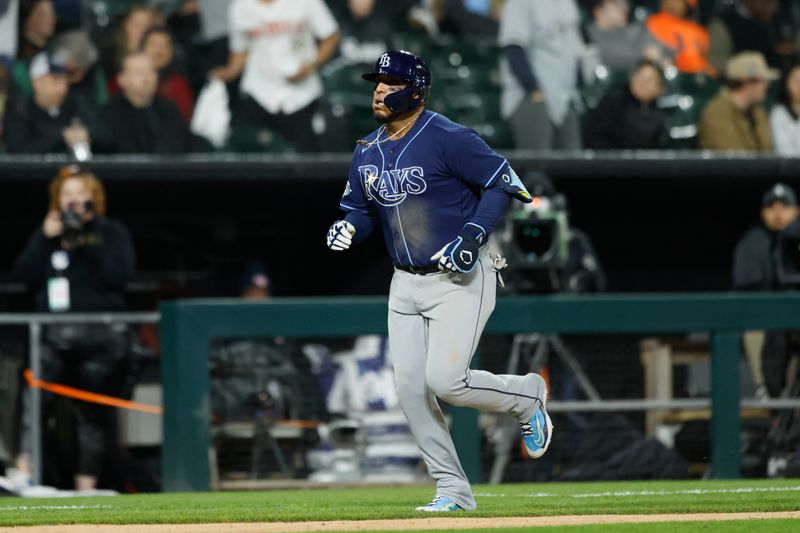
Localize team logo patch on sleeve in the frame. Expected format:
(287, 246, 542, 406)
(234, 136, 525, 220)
(342, 181, 352, 197)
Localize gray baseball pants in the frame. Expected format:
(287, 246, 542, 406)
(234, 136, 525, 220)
(388, 252, 545, 510)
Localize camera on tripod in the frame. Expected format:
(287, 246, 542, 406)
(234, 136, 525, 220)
(496, 186, 571, 293)
(495, 173, 604, 294)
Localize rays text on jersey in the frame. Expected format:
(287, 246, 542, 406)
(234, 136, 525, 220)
(358, 165, 427, 207)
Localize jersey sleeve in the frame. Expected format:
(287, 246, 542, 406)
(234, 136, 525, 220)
(339, 150, 376, 243)
(498, 0, 531, 48)
(307, 0, 339, 39)
(228, 1, 250, 53)
(442, 128, 509, 190)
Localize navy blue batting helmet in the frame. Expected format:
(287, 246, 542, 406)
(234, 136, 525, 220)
(362, 50, 432, 114)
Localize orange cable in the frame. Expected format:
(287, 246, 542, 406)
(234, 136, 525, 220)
(24, 369, 163, 415)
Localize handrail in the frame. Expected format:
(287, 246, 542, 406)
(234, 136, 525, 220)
(159, 293, 800, 491)
(9, 312, 160, 485)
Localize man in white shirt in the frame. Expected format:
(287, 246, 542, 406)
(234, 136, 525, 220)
(211, 0, 340, 151)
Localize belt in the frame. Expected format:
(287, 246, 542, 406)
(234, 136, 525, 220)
(396, 264, 441, 275)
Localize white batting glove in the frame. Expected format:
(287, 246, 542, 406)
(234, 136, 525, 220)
(326, 220, 356, 251)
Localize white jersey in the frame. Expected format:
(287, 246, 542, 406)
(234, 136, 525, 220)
(229, 0, 338, 114)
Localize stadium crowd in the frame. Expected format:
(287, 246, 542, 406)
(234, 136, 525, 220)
(0, 0, 799, 155)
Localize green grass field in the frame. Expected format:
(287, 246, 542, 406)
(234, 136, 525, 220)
(0, 478, 798, 529)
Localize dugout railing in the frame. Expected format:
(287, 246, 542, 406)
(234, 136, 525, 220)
(160, 293, 800, 492)
(0, 312, 160, 486)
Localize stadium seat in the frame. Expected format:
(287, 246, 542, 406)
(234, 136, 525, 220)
(225, 126, 294, 154)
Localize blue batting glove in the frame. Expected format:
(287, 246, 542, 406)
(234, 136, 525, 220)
(431, 223, 486, 273)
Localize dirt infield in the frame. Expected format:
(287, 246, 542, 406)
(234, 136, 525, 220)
(3, 511, 799, 532)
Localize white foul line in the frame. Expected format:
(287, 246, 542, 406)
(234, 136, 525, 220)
(474, 485, 800, 499)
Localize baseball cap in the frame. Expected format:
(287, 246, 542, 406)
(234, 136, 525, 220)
(28, 50, 68, 80)
(725, 52, 780, 81)
(762, 183, 798, 207)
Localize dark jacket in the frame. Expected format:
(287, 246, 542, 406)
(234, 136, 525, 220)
(100, 93, 193, 153)
(733, 224, 779, 290)
(2, 93, 110, 154)
(14, 216, 136, 312)
(719, 5, 778, 67)
(584, 87, 666, 149)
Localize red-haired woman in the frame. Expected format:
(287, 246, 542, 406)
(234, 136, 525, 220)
(13, 165, 135, 491)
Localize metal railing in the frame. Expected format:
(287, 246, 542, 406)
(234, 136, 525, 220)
(159, 293, 800, 491)
(0, 312, 159, 485)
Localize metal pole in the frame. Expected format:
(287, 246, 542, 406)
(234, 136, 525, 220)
(710, 332, 741, 479)
(29, 321, 42, 486)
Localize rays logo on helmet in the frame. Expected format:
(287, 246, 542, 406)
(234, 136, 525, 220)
(378, 53, 391, 68)
(359, 164, 427, 207)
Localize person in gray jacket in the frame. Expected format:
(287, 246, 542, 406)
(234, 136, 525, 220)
(498, 0, 584, 150)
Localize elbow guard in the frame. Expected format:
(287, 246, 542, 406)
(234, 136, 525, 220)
(498, 167, 532, 203)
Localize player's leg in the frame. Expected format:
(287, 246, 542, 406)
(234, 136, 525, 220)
(422, 254, 551, 457)
(388, 271, 476, 511)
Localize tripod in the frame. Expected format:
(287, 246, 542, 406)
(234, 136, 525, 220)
(488, 332, 601, 484)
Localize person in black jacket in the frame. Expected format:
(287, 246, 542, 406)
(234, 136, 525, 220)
(584, 59, 667, 150)
(14, 165, 135, 491)
(3, 50, 109, 156)
(733, 183, 800, 400)
(100, 52, 193, 153)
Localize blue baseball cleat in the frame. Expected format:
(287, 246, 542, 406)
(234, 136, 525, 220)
(520, 374, 553, 459)
(414, 496, 464, 512)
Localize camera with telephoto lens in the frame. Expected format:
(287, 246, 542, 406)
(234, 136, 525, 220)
(60, 201, 93, 249)
(496, 188, 571, 294)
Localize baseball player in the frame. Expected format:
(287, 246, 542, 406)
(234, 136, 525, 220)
(326, 50, 552, 512)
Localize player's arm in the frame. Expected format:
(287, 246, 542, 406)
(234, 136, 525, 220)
(209, 51, 247, 82)
(327, 154, 376, 251)
(209, 3, 249, 82)
(432, 130, 531, 272)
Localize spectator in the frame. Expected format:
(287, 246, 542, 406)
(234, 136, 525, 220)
(100, 52, 193, 153)
(646, 0, 714, 75)
(2, 51, 108, 155)
(708, 0, 783, 74)
(52, 30, 108, 107)
(0, 0, 19, 63)
(210, 0, 341, 152)
(13, 165, 136, 491)
(733, 183, 800, 399)
(17, 0, 56, 62)
(771, 64, 800, 156)
(585, 0, 670, 72)
(584, 59, 667, 149)
(437, 0, 500, 37)
(141, 26, 194, 123)
(498, 0, 584, 150)
(333, 0, 389, 68)
(698, 51, 777, 151)
(101, 4, 161, 85)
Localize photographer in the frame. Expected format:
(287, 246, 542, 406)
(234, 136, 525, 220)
(733, 183, 800, 400)
(12, 165, 135, 491)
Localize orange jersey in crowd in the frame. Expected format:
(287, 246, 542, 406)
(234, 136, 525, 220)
(647, 11, 713, 75)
